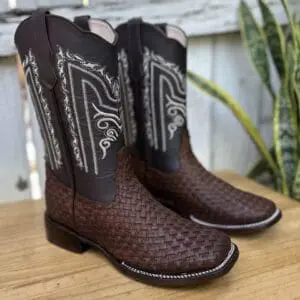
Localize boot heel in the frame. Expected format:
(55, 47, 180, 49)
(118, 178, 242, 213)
(44, 214, 89, 253)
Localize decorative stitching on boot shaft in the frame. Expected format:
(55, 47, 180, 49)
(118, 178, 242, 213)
(118, 49, 137, 146)
(143, 47, 186, 152)
(56, 46, 122, 172)
(23, 49, 62, 170)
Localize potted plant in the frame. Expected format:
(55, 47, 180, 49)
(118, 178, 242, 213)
(188, 0, 300, 200)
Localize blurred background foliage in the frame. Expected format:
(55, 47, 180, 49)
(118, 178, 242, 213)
(188, 0, 300, 201)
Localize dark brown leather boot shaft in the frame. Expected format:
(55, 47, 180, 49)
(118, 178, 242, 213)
(115, 19, 282, 233)
(15, 11, 121, 203)
(14, 12, 239, 286)
(116, 19, 187, 172)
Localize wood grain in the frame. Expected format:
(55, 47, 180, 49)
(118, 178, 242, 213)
(0, 56, 30, 203)
(1, 0, 300, 56)
(0, 172, 299, 299)
(187, 36, 214, 170)
(212, 33, 262, 173)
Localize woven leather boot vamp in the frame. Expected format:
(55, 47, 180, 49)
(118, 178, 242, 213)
(139, 133, 281, 229)
(15, 13, 239, 285)
(115, 19, 281, 232)
(73, 148, 232, 274)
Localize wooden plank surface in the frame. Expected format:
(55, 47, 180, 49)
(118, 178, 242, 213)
(0, 173, 299, 299)
(187, 36, 214, 169)
(187, 37, 214, 168)
(0, 56, 30, 203)
(0, 0, 82, 11)
(1, 0, 300, 56)
(212, 33, 262, 173)
(0, 0, 9, 12)
(30, 0, 300, 37)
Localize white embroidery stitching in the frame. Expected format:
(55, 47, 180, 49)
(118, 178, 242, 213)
(56, 46, 121, 171)
(67, 63, 89, 172)
(166, 94, 185, 140)
(143, 49, 154, 148)
(121, 243, 236, 279)
(118, 49, 137, 146)
(23, 49, 62, 169)
(57, 47, 84, 169)
(82, 80, 98, 174)
(143, 47, 186, 152)
(190, 208, 281, 230)
(26, 69, 55, 170)
(92, 103, 122, 159)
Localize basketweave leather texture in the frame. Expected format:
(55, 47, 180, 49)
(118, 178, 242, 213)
(15, 12, 236, 277)
(134, 132, 277, 226)
(116, 19, 280, 228)
(46, 167, 74, 229)
(47, 148, 232, 274)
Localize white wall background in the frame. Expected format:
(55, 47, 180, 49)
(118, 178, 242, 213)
(0, 0, 295, 203)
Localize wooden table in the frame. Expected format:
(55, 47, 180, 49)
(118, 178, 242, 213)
(1, 172, 300, 300)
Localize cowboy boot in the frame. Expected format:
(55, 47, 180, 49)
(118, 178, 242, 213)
(115, 19, 282, 233)
(15, 12, 239, 286)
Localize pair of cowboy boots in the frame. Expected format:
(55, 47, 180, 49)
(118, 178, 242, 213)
(15, 11, 281, 286)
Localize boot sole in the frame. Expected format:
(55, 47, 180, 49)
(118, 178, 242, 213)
(45, 213, 239, 286)
(190, 208, 282, 233)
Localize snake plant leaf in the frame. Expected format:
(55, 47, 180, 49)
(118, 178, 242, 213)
(239, 0, 275, 99)
(273, 82, 298, 196)
(292, 161, 300, 201)
(187, 70, 277, 173)
(280, 0, 297, 46)
(291, 48, 300, 138)
(258, 0, 286, 79)
(295, 22, 300, 45)
(247, 148, 275, 179)
(287, 44, 299, 123)
(293, 49, 300, 104)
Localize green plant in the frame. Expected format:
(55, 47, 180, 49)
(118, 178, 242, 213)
(188, 0, 300, 200)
